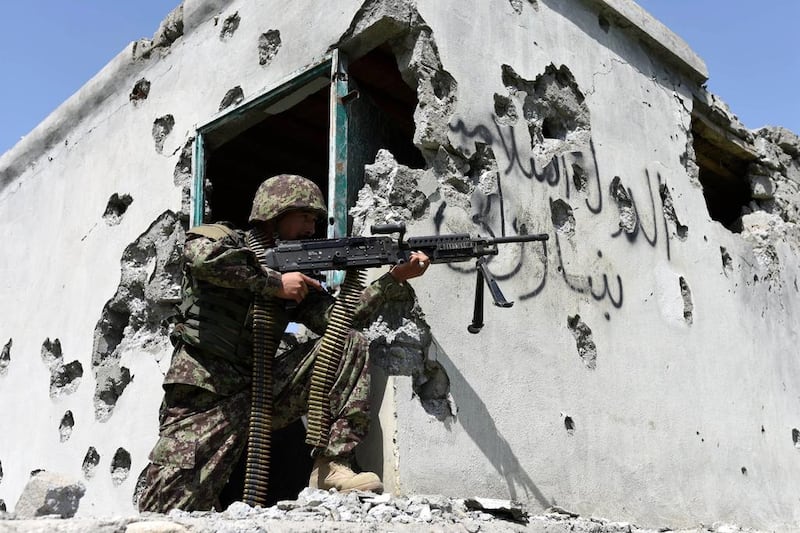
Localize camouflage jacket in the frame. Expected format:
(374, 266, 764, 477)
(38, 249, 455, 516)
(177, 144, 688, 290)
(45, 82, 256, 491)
(165, 223, 412, 395)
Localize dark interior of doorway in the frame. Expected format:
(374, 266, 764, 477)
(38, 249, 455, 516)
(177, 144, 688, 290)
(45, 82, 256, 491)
(690, 106, 757, 232)
(206, 44, 422, 508)
(205, 43, 423, 232)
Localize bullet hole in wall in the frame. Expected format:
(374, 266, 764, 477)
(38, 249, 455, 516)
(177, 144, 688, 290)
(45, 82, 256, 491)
(0, 338, 10, 376)
(152, 114, 175, 154)
(659, 182, 688, 240)
(220, 12, 240, 40)
(41, 338, 83, 399)
(741, 466, 748, 475)
(501, 63, 589, 147)
(720, 246, 733, 275)
(508, 0, 537, 15)
(103, 193, 133, 226)
(59, 411, 75, 443)
(111, 448, 131, 486)
(679, 276, 694, 325)
(792, 428, 800, 448)
(567, 314, 597, 369)
(51, 362, 83, 400)
(41, 338, 62, 368)
(129, 78, 151, 103)
(572, 163, 588, 192)
(258, 30, 281, 66)
(82, 447, 100, 480)
(610, 176, 636, 235)
(564, 415, 575, 435)
(494, 94, 518, 125)
(219, 86, 244, 111)
(550, 199, 576, 235)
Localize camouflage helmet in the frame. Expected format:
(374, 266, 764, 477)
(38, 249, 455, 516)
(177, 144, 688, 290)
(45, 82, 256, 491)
(249, 174, 327, 224)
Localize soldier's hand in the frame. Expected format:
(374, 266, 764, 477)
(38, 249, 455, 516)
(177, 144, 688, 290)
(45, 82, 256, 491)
(278, 272, 322, 303)
(389, 251, 430, 283)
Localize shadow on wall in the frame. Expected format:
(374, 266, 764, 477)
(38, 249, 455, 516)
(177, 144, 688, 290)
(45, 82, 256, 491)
(432, 341, 551, 507)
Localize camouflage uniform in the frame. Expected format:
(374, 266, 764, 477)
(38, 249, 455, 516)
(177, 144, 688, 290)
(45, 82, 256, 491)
(139, 179, 411, 513)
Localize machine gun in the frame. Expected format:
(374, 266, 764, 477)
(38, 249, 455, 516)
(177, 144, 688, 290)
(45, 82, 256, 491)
(263, 222, 548, 333)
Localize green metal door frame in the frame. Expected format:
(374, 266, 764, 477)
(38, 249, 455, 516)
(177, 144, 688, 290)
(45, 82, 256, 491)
(328, 50, 349, 239)
(190, 53, 350, 232)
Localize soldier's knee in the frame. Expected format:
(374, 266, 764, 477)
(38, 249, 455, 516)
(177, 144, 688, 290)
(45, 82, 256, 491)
(138, 436, 204, 513)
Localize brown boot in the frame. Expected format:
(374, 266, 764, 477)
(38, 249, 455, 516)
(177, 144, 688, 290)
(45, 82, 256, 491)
(308, 457, 384, 493)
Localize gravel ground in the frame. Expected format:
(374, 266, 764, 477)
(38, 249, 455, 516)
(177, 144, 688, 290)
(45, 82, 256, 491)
(0, 488, 766, 533)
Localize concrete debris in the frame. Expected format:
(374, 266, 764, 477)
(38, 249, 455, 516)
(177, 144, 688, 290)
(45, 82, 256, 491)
(464, 497, 528, 523)
(350, 149, 431, 233)
(13, 471, 85, 519)
(748, 127, 800, 241)
(693, 91, 754, 145)
(0, 489, 769, 532)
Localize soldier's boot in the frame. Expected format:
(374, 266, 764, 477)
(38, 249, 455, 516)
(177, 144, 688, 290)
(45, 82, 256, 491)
(309, 457, 383, 493)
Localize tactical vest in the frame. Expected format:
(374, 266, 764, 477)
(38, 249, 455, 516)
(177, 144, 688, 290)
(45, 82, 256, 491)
(172, 224, 256, 368)
(175, 277, 255, 367)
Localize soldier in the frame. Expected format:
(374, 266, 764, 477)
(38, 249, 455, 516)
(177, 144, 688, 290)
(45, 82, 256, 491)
(138, 174, 429, 512)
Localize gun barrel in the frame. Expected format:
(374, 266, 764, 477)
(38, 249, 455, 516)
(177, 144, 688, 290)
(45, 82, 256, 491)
(487, 233, 549, 245)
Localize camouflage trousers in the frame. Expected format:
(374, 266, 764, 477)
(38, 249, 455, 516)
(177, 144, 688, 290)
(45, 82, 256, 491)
(138, 330, 371, 513)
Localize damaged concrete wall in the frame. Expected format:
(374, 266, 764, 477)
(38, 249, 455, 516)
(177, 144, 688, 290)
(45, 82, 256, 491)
(339, 0, 800, 530)
(0, 0, 798, 530)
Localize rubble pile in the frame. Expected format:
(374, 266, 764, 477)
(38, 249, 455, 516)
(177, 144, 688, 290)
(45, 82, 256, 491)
(0, 488, 765, 533)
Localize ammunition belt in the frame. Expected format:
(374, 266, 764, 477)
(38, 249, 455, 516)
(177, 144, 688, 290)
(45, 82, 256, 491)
(305, 269, 366, 448)
(242, 229, 279, 508)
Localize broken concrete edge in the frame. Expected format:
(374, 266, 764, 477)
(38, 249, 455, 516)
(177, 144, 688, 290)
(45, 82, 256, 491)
(12, 471, 86, 519)
(583, 0, 708, 83)
(0, 0, 228, 194)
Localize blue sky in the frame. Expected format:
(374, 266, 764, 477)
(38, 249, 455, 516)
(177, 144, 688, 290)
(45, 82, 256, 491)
(0, 1, 797, 156)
